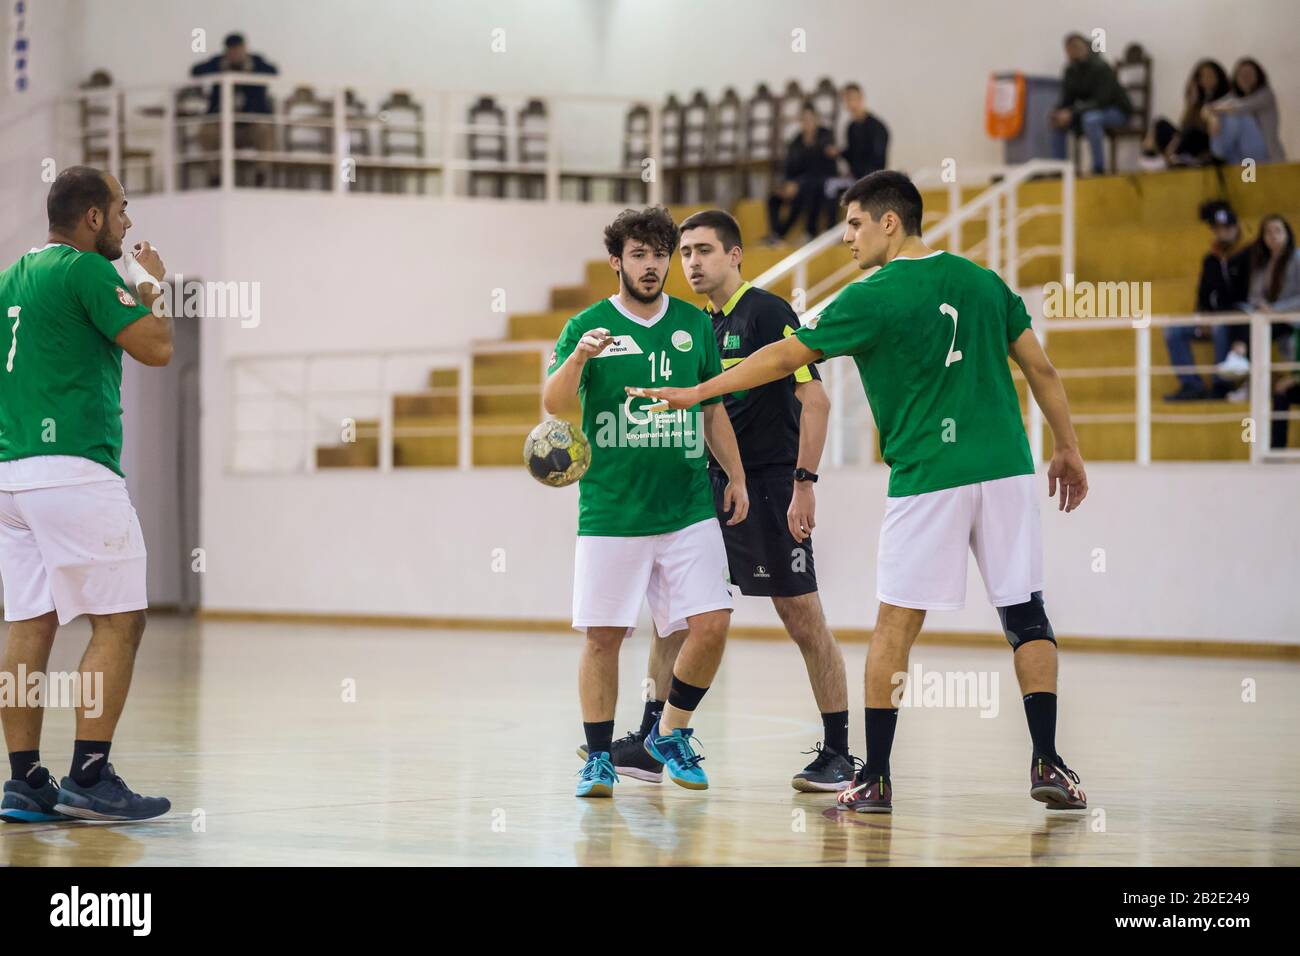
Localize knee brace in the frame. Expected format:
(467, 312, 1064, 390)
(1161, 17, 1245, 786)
(999, 591, 1056, 650)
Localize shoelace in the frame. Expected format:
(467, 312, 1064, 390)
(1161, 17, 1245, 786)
(662, 733, 705, 771)
(800, 741, 842, 769)
(579, 755, 619, 783)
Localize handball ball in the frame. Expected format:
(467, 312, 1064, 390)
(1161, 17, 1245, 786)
(523, 419, 591, 487)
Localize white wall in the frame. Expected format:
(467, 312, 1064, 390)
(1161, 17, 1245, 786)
(48, 0, 1300, 171)
(197, 463, 1300, 645)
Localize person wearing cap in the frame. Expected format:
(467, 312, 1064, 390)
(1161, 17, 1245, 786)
(190, 33, 279, 186)
(1163, 201, 1251, 401)
(1049, 33, 1133, 176)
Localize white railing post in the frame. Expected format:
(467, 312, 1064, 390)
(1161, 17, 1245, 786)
(1006, 180, 1019, 290)
(334, 87, 348, 194)
(947, 178, 960, 254)
(1061, 162, 1075, 282)
(303, 358, 317, 473)
(458, 354, 473, 470)
(378, 357, 393, 472)
(220, 74, 234, 192)
(829, 359, 845, 467)
(648, 101, 662, 207)
(988, 192, 1002, 275)
(1029, 323, 1046, 464)
(1135, 323, 1152, 465)
(1249, 313, 1270, 465)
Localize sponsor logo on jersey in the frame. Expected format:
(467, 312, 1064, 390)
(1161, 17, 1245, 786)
(591, 335, 644, 358)
(754, 565, 770, 578)
(115, 286, 137, 307)
(671, 330, 693, 352)
(723, 333, 741, 350)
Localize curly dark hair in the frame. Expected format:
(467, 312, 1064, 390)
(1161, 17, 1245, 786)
(603, 206, 679, 259)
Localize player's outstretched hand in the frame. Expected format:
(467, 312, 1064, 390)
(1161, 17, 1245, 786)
(575, 327, 614, 360)
(721, 477, 749, 526)
(624, 385, 699, 412)
(787, 481, 815, 542)
(131, 241, 166, 282)
(1047, 446, 1088, 513)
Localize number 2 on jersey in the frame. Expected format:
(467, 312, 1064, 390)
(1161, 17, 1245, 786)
(5, 306, 19, 373)
(647, 350, 672, 382)
(940, 303, 962, 367)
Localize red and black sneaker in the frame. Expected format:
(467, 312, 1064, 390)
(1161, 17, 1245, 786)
(836, 766, 892, 813)
(1030, 755, 1087, 810)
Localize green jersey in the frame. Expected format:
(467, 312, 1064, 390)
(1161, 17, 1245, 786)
(0, 244, 150, 477)
(548, 295, 723, 536)
(795, 251, 1034, 497)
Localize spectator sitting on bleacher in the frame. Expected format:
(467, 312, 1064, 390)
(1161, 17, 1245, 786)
(1049, 33, 1133, 175)
(1204, 58, 1286, 165)
(765, 102, 838, 245)
(1163, 201, 1250, 401)
(191, 32, 278, 185)
(1145, 60, 1229, 168)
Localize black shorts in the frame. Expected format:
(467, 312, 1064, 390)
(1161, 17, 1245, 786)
(709, 467, 817, 598)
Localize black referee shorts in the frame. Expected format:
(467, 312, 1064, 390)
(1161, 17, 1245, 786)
(709, 466, 818, 598)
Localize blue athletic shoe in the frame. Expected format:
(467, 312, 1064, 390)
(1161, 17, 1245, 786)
(1, 775, 67, 823)
(54, 764, 170, 822)
(644, 724, 708, 790)
(576, 752, 618, 798)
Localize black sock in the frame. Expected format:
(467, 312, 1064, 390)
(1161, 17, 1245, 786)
(583, 721, 614, 758)
(1022, 692, 1058, 762)
(9, 750, 49, 788)
(863, 708, 898, 779)
(822, 711, 850, 756)
(639, 699, 664, 737)
(70, 740, 112, 787)
(667, 676, 708, 714)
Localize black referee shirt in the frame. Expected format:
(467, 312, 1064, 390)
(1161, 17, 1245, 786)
(706, 281, 820, 472)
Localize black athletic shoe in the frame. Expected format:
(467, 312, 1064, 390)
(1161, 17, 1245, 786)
(576, 730, 663, 783)
(791, 741, 855, 792)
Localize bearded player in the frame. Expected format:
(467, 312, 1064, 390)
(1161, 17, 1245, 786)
(630, 171, 1090, 814)
(543, 206, 748, 798)
(579, 209, 854, 791)
(0, 167, 173, 823)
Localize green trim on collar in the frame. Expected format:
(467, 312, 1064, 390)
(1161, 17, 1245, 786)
(718, 280, 752, 317)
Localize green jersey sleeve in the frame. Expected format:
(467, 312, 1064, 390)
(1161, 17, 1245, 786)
(697, 313, 723, 405)
(70, 253, 151, 342)
(793, 280, 876, 359)
(547, 316, 589, 386)
(1005, 282, 1033, 343)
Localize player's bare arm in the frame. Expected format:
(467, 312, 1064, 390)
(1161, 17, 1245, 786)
(542, 326, 612, 415)
(627, 335, 822, 411)
(1009, 328, 1088, 513)
(700, 403, 749, 525)
(115, 241, 174, 367)
(789, 378, 830, 543)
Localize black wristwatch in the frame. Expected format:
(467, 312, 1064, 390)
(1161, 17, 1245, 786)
(793, 468, 819, 483)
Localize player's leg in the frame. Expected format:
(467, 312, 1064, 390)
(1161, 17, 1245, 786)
(643, 519, 732, 790)
(774, 592, 854, 791)
(571, 533, 655, 797)
(0, 491, 67, 823)
(840, 484, 972, 813)
(975, 475, 1086, 810)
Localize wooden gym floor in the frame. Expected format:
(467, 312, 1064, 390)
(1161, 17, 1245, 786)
(1, 615, 1296, 866)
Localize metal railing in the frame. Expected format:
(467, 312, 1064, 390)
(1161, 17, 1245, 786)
(35, 76, 662, 203)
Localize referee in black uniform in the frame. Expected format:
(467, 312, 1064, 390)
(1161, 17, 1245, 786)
(686, 210, 854, 790)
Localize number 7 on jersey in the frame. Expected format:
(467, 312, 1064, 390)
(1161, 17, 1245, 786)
(5, 306, 19, 373)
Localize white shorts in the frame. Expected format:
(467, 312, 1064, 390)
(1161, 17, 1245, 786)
(0, 479, 148, 625)
(877, 473, 1042, 611)
(573, 517, 733, 636)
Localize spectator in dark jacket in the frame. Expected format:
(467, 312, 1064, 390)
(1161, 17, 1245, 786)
(766, 102, 837, 243)
(1164, 201, 1250, 400)
(191, 33, 278, 184)
(1145, 60, 1229, 167)
(1049, 33, 1133, 174)
(841, 83, 889, 179)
